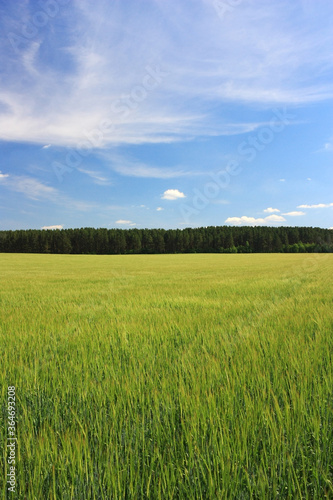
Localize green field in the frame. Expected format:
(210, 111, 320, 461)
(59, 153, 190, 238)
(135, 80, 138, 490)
(1, 254, 332, 499)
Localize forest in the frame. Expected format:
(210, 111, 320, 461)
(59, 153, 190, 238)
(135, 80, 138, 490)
(0, 226, 332, 254)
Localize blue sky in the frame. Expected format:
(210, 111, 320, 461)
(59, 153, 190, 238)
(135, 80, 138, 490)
(0, 0, 332, 230)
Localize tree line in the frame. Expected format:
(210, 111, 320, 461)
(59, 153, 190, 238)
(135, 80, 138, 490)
(0, 226, 332, 254)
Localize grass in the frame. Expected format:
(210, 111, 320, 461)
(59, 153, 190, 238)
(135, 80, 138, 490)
(0, 253, 332, 499)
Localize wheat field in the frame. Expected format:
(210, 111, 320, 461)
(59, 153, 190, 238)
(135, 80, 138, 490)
(1, 253, 332, 499)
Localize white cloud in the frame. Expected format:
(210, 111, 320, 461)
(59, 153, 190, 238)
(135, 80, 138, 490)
(0, 172, 9, 179)
(282, 211, 306, 216)
(324, 140, 333, 151)
(42, 144, 51, 149)
(41, 225, 63, 230)
(265, 215, 286, 222)
(156, 207, 164, 211)
(297, 203, 333, 209)
(225, 214, 286, 225)
(263, 207, 280, 213)
(307, 178, 312, 181)
(279, 179, 286, 182)
(115, 220, 132, 225)
(316, 137, 333, 153)
(161, 189, 186, 200)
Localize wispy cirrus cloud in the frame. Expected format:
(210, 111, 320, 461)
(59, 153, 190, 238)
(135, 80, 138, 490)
(211, 199, 229, 205)
(0, 0, 332, 148)
(0, 172, 98, 212)
(104, 154, 190, 179)
(0, 172, 57, 201)
(77, 167, 112, 185)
